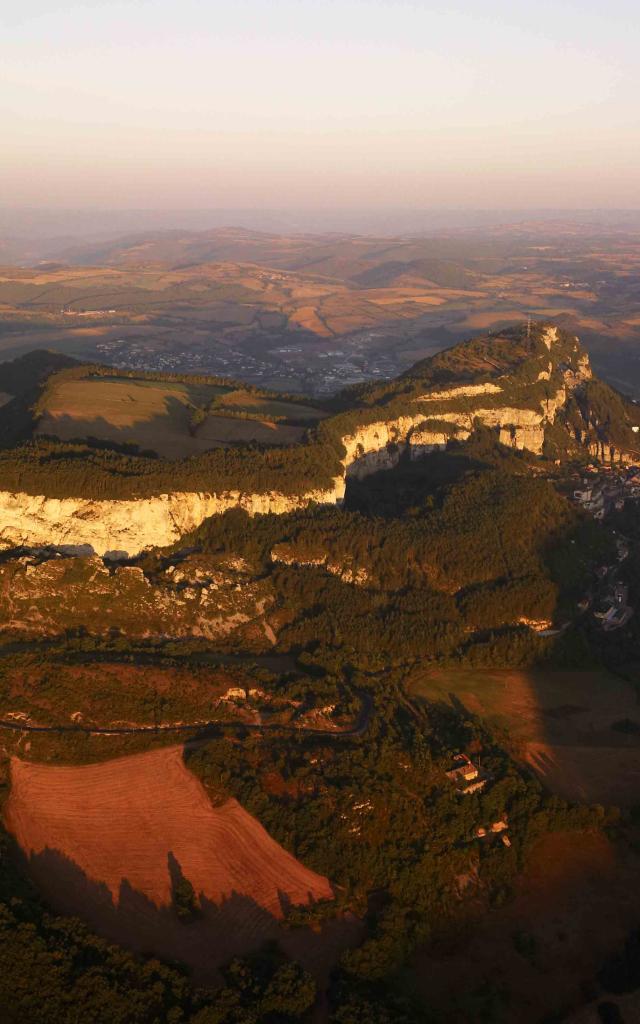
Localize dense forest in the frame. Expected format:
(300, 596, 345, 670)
(0, 435, 343, 500)
(177, 438, 614, 670)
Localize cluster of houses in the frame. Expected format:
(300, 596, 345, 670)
(445, 753, 486, 796)
(572, 465, 638, 632)
(573, 465, 640, 519)
(445, 754, 511, 846)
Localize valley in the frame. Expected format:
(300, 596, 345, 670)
(1, 321, 640, 1023)
(3, 223, 640, 398)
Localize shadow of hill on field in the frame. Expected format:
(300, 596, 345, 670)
(36, 391, 306, 461)
(36, 395, 210, 461)
(432, 661, 640, 808)
(19, 844, 360, 985)
(411, 663, 640, 1020)
(410, 825, 640, 1024)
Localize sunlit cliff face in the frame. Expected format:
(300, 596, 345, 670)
(0, 327, 623, 558)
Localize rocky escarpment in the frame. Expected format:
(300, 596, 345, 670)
(0, 479, 345, 557)
(0, 551, 275, 643)
(341, 393, 563, 479)
(341, 327, 590, 478)
(0, 325, 619, 557)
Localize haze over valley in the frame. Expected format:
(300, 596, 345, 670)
(3, 216, 640, 398)
(3, 1, 640, 1022)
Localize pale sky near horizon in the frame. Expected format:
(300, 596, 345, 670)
(2, 0, 639, 209)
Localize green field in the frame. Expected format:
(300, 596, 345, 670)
(34, 375, 315, 458)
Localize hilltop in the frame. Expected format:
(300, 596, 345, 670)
(0, 322, 638, 556)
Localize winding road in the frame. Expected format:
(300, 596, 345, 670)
(0, 693, 372, 740)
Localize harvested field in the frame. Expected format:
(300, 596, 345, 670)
(36, 376, 222, 458)
(4, 747, 355, 981)
(39, 376, 223, 428)
(35, 375, 306, 456)
(412, 668, 640, 805)
(215, 389, 325, 421)
(197, 415, 306, 446)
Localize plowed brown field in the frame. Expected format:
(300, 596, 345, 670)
(4, 747, 352, 981)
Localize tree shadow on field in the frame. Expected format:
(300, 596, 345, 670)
(37, 398, 200, 461)
(14, 844, 360, 986)
(37, 389, 300, 462)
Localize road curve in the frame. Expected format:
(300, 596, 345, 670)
(0, 694, 372, 740)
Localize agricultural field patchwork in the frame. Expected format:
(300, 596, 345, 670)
(3, 224, 640, 397)
(34, 374, 320, 456)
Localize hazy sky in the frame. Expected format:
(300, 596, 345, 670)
(2, 0, 639, 209)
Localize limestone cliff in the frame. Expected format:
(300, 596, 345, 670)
(0, 480, 345, 557)
(0, 324, 617, 557)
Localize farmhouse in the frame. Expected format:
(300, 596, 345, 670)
(446, 754, 479, 784)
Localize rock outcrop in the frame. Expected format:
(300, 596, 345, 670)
(0, 479, 345, 557)
(270, 543, 371, 585)
(0, 325, 611, 556)
(0, 551, 275, 643)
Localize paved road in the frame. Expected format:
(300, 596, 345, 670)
(0, 694, 372, 740)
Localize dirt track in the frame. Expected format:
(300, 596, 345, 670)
(4, 746, 357, 980)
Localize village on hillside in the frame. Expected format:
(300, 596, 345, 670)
(571, 463, 640, 631)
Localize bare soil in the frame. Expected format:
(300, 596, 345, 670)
(4, 746, 358, 982)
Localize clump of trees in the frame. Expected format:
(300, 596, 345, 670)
(184, 444, 613, 668)
(0, 822, 319, 1023)
(187, 690, 612, 990)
